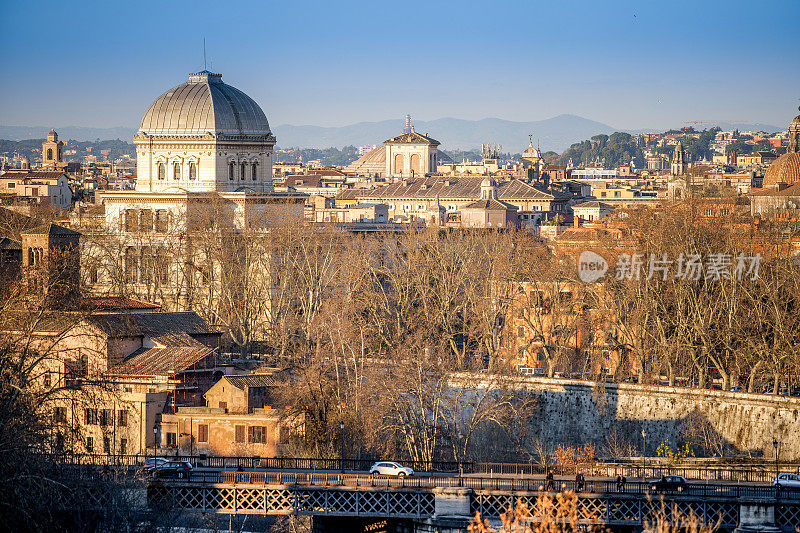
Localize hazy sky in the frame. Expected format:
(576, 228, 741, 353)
(1, 0, 798, 131)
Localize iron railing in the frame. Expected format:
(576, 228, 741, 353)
(169, 471, 800, 502)
(47, 453, 799, 483)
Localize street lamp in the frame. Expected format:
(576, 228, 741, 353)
(153, 426, 158, 456)
(340, 421, 345, 474)
(641, 429, 647, 481)
(773, 438, 779, 483)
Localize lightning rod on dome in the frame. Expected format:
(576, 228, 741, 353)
(203, 38, 207, 71)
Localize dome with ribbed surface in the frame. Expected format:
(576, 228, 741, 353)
(763, 152, 800, 188)
(138, 71, 271, 136)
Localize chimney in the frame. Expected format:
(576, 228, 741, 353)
(573, 215, 581, 228)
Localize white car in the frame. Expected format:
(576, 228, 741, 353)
(369, 461, 413, 477)
(773, 474, 800, 488)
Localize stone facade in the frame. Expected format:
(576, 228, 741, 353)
(465, 375, 800, 460)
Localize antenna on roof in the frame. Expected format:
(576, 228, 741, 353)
(203, 38, 207, 70)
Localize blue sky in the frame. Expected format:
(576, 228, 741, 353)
(1, 0, 798, 131)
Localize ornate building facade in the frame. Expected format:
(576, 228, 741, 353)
(90, 71, 304, 306)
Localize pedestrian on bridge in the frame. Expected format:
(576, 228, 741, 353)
(576, 472, 585, 492)
(546, 470, 555, 491)
(616, 474, 626, 492)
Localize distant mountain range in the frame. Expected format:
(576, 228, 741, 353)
(0, 125, 137, 143)
(0, 116, 783, 153)
(273, 115, 622, 153)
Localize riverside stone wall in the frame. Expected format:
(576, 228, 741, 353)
(470, 375, 800, 460)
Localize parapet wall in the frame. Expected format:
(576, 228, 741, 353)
(473, 375, 800, 460)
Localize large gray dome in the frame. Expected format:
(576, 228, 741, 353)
(138, 71, 271, 136)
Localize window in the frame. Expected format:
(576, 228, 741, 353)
(120, 439, 127, 455)
(189, 162, 197, 180)
(118, 410, 128, 427)
(155, 210, 168, 232)
(124, 209, 137, 232)
(235, 425, 245, 443)
(7, 182, 14, 189)
(252, 163, 257, 180)
(47, 148, 53, 160)
(54, 407, 66, 423)
(229, 162, 235, 180)
(517, 326, 526, 338)
(157, 163, 165, 180)
(86, 437, 94, 453)
(140, 210, 153, 232)
(249, 426, 266, 444)
(240, 162, 246, 180)
(85, 408, 98, 425)
(44, 371, 51, 388)
(198, 424, 208, 443)
(219, 401, 227, 412)
(173, 162, 181, 180)
(103, 437, 110, 454)
(100, 409, 112, 426)
(416, 204, 426, 211)
(125, 247, 138, 283)
(166, 432, 177, 447)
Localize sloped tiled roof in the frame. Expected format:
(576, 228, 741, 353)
(110, 346, 215, 376)
(336, 177, 568, 202)
(573, 201, 616, 209)
(462, 198, 517, 210)
(383, 131, 440, 146)
(0, 237, 21, 250)
(86, 311, 217, 337)
(223, 373, 280, 390)
(1, 170, 66, 180)
(82, 296, 161, 311)
(750, 183, 800, 197)
(150, 330, 203, 347)
(21, 223, 81, 237)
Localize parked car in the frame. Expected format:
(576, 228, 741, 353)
(369, 461, 413, 477)
(142, 457, 169, 471)
(650, 475, 687, 492)
(773, 474, 800, 488)
(154, 460, 194, 479)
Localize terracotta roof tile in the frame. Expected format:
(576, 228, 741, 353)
(110, 346, 216, 376)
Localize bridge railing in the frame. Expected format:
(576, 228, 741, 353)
(474, 463, 791, 484)
(47, 453, 466, 473)
(175, 471, 800, 501)
(46, 453, 798, 484)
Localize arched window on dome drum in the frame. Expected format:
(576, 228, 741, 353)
(252, 163, 257, 180)
(173, 163, 181, 180)
(240, 163, 246, 180)
(229, 162, 235, 180)
(157, 163, 165, 180)
(410, 154, 421, 174)
(189, 162, 197, 180)
(394, 154, 404, 175)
